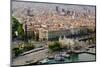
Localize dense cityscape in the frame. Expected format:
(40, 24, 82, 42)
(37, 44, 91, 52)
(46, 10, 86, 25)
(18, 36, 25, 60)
(11, 1, 96, 66)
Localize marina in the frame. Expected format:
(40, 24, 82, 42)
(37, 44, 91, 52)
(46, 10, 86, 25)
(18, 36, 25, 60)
(39, 53, 96, 64)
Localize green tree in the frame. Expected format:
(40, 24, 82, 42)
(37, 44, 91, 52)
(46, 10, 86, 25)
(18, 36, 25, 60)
(13, 47, 23, 57)
(12, 16, 19, 38)
(12, 16, 24, 40)
(17, 24, 24, 40)
(49, 41, 61, 51)
(24, 44, 35, 51)
(12, 17, 20, 31)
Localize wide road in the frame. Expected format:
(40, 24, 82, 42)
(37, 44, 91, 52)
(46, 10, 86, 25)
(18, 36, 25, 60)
(12, 48, 48, 66)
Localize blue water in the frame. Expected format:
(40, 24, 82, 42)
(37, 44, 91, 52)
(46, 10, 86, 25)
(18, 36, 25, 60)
(42, 53, 95, 64)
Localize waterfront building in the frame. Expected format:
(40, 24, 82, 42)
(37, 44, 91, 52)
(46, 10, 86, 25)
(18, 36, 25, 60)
(59, 35, 86, 48)
(38, 26, 87, 41)
(59, 36, 75, 48)
(39, 28, 72, 41)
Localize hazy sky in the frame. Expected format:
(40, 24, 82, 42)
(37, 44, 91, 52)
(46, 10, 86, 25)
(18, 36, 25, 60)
(12, 1, 95, 15)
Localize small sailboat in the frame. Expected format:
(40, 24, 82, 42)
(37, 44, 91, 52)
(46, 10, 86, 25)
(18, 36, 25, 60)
(54, 54, 64, 61)
(61, 52, 70, 58)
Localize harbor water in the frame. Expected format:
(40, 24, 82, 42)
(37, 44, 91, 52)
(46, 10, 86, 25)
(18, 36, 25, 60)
(40, 53, 96, 64)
